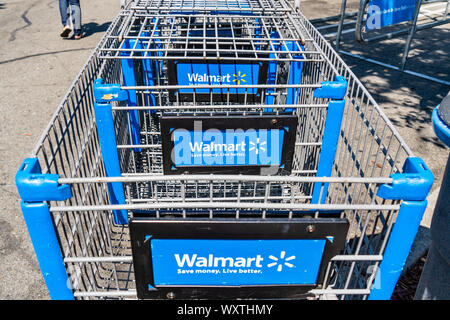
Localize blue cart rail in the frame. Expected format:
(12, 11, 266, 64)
(15, 1, 433, 300)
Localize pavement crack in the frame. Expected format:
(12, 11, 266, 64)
(9, 0, 41, 42)
(0, 47, 94, 65)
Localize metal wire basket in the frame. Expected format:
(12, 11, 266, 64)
(15, 1, 433, 300)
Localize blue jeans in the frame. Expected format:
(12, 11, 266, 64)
(59, 0, 82, 35)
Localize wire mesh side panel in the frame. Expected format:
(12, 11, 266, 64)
(29, 16, 136, 299)
(289, 11, 414, 299)
(288, 10, 413, 194)
(322, 81, 409, 299)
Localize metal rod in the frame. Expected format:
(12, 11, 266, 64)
(50, 202, 400, 213)
(400, 0, 423, 71)
(111, 104, 329, 111)
(335, 0, 348, 51)
(59, 175, 393, 184)
(100, 54, 322, 62)
(331, 255, 383, 261)
(64, 256, 133, 263)
(127, 195, 314, 203)
(73, 290, 137, 297)
(310, 289, 371, 295)
(121, 83, 323, 90)
(118, 10, 135, 43)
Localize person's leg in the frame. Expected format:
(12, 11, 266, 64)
(59, 0, 69, 26)
(59, 0, 71, 37)
(68, 0, 82, 38)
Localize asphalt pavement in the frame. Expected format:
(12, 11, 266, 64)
(0, 0, 118, 299)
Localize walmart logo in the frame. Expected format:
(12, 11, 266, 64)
(249, 138, 266, 155)
(174, 251, 296, 272)
(186, 71, 246, 85)
(267, 251, 296, 272)
(232, 71, 246, 85)
(172, 125, 284, 166)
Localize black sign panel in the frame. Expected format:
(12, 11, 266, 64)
(160, 115, 298, 175)
(129, 217, 349, 299)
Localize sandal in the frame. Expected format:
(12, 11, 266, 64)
(60, 26, 71, 38)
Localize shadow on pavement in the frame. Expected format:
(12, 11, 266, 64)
(326, 26, 450, 150)
(81, 21, 111, 38)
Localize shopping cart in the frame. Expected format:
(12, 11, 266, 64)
(328, 0, 450, 85)
(15, 0, 433, 300)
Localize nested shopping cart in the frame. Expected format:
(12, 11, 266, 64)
(16, 0, 433, 300)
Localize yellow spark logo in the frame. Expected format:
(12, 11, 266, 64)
(232, 71, 246, 85)
(101, 93, 118, 100)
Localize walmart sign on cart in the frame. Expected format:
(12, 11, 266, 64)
(160, 115, 298, 174)
(172, 126, 284, 167)
(151, 239, 326, 286)
(366, 0, 418, 29)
